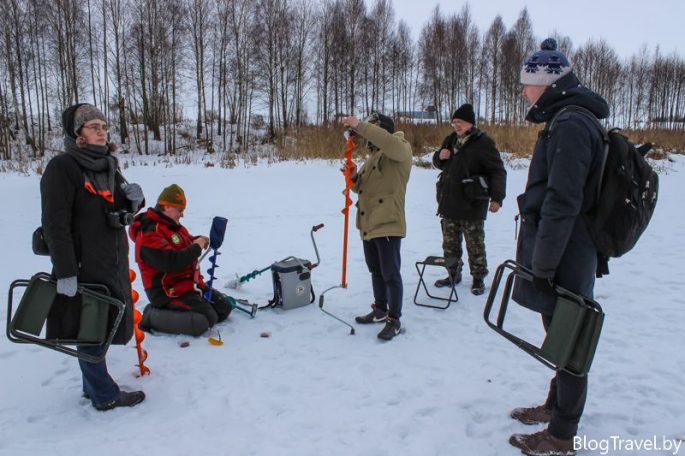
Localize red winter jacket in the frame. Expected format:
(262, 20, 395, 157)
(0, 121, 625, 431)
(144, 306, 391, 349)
(129, 208, 205, 306)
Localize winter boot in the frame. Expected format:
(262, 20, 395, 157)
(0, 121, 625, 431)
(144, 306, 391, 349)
(509, 429, 575, 456)
(355, 304, 388, 324)
(471, 277, 485, 296)
(94, 391, 146, 411)
(434, 271, 461, 288)
(511, 404, 552, 425)
(377, 317, 401, 341)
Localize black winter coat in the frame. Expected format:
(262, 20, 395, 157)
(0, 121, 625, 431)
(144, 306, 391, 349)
(433, 128, 506, 221)
(40, 153, 135, 345)
(512, 72, 610, 315)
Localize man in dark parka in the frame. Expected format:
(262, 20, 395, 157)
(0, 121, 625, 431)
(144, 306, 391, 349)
(507, 39, 610, 456)
(41, 104, 146, 411)
(433, 103, 506, 295)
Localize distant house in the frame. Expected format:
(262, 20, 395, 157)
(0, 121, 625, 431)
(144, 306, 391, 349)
(395, 109, 438, 124)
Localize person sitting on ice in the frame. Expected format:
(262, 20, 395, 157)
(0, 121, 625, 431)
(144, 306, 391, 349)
(129, 184, 231, 336)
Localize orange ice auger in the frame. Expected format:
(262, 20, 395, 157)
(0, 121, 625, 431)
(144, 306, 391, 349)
(129, 269, 150, 377)
(341, 135, 355, 288)
(316, 131, 356, 335)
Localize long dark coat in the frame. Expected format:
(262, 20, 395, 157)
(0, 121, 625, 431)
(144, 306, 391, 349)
(40, 153, 135, 345)
(433, 128, 506, 221)
(512, 72, 610, 315)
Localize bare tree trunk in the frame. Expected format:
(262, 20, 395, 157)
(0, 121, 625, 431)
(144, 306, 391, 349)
(100, 0, 109, 120)
(27, 0, 45, 155)
(190, 0, 211, 143)
(8, 0, 35, 150)
(86, 0, 98, 105)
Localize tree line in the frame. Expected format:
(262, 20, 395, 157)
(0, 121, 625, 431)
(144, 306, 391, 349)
(1, 0, 683, 160)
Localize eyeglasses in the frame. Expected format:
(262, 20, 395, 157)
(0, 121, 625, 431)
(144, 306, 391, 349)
(82, 124, 108, 132)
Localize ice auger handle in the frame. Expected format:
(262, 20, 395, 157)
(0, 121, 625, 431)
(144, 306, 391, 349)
(309, 223, 324, 269)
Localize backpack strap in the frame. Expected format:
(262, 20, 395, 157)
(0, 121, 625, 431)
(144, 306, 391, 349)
(545, 106, 614, 278)
(546, 105, 608, 139)
(596, 252, 610, 278)
(543, 105, 610, 204)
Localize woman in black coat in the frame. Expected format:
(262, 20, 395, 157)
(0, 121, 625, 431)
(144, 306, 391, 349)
(40, 104, 146, 411)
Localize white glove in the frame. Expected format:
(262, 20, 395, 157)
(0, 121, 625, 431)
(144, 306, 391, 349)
(56, 276, 78, 297)
(122, 183, 145, 210)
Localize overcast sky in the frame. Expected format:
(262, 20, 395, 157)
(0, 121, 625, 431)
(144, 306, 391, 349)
(391, 0, 684, 59)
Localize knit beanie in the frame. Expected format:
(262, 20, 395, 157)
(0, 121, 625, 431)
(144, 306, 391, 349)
(61, 104, 83, 139)
(364, 112, 395, 134)
(157, 184, 187, 209)
(451, 103, 476, 124)
(521, 38, 572, 86)
(71, 104, 106, 137)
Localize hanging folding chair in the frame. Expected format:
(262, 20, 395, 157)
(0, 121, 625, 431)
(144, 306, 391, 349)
(483, 260, 604, 377)
(6, 272, 125, 363)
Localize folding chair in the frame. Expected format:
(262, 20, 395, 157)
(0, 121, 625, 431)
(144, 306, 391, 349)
(413, 256, 459, 310)
(6, 272, 125, 363)
(483, 260, 604, 376)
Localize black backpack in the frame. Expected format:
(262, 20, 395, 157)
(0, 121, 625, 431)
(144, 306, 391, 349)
(545, 106, 659, 276)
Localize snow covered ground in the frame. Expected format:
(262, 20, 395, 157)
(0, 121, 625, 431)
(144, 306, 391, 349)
(1, 155, 684, 456)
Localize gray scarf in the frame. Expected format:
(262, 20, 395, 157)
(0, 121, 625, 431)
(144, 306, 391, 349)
(64, 136, 118, 202)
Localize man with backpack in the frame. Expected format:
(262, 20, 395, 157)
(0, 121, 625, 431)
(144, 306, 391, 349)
(508, 38, 610, 456)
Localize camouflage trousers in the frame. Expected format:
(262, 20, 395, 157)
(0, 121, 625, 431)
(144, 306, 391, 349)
(440, 218, 488, 279)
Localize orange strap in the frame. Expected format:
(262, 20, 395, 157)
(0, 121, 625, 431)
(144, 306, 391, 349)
(83, 180, 114, 203)
(341, 136, 355, 288)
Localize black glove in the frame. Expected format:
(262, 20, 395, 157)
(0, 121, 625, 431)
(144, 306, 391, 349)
(532, 275, 555, 294)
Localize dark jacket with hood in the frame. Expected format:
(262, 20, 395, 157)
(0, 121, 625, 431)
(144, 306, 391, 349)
(512, 72, 610, 315)
(433, 128, 506, 221)
(129, 208, 205, 307)
(41, 105, 138, 344)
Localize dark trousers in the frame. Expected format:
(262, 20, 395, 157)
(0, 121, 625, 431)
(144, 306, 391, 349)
(167, 288, 232, 327)
(78, 345, 120, 406)
(542, 314, 588, 439)
(363, 236, 403, 319)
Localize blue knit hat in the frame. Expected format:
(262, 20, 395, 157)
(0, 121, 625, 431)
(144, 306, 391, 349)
(520, 38, 572, 86)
